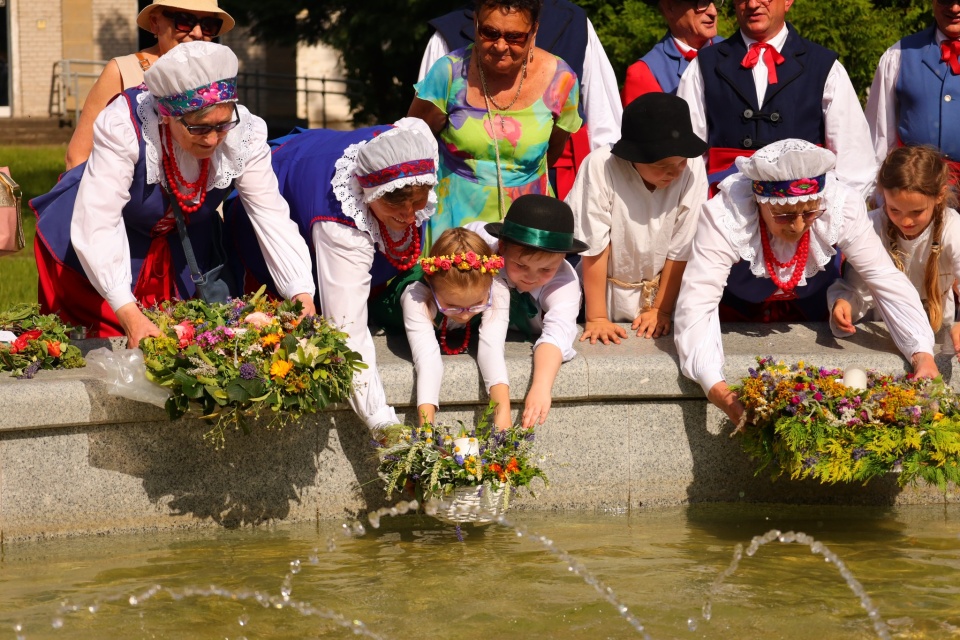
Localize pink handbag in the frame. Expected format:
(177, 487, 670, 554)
(0, 167, 25, 256)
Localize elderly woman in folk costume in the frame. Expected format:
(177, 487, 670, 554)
(32, 41, 316, 348)
(673, 138, 939, 425)
(66, 0, 237, 170)
(228, 119, 439, 431)
(408, 0, 582, 250)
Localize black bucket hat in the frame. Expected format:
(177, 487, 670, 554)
(485, 194, 589, 254)
(611, 93, 707, 164)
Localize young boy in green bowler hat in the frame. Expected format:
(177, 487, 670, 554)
(466, 194, 588, 428)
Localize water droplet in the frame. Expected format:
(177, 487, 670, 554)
(129, 596, 138, 606)
(88, 604, 99, 614)
(687, 617, 698, 631)
(326, 538, 336, 552)
(238, 613, 249, 627)
(352, 522, 366, 536)
(51, 617, 63, 629)
(368, 512, 381, 529)
(702, 602, 712, 621)
(14, 624, 22, 632)
(289, 560, 301, 574)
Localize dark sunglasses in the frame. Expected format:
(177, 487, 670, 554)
(162, 10, 224, 38)
(476, 23, 533, 46)
(769, 208, 826, 225)
(178, 105, 239, 136)
(689, 0, 724, 10)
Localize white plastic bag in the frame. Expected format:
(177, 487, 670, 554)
(85, 347, 171, 408)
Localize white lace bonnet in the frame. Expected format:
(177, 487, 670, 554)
(735, 139, 837, 205)
(143, 41, 238, 117)
(353, 117, 438, 203)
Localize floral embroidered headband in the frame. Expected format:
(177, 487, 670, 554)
(752, 175, 826, 200)
(356, 159, 436, 189)
(156, 77, 238, 117)
(420, 252, 504, 275)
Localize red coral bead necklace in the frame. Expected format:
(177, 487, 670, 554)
(759, 217, 809, 294)
(439, 316, 470, 355)
(376, 218, 421, 271)
(161, 124, 210, 215)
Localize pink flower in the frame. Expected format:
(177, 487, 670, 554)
(438, 258, 453, 270)
(173, 321, 195, 348)
(243, 312, 273, 329)
(787, 178, 820, 196)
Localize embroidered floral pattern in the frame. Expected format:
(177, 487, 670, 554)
(752, 174, 826, 199)
(356, 159, 436, 188)
(156, 77, 238, 117)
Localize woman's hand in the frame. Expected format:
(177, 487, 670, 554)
(707, 381, 745, 428)
(632, 309, 670, 339)
(293, 292, 317, 317)
(115, 302, 161, 350)
(522, 383, 552, 428)
(832, 299, 856, 334)
(911, 352, 939, 379)
(417, 403, 436, 427)
(580, 319, 627, 345)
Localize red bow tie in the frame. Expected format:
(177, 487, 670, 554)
(675, 41, 698, 62)
(741, 42, 785, 84)
(942, 40, 960, 75)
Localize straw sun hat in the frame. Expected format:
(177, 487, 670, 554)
(136, 0, 236, 35)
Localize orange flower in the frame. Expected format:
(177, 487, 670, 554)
(270, 359, 293, 380)
(489, 462, 505, 481)
(261, 332, 281, 347)
(506, 457, 520, 474)
(46, 340, 62, 357)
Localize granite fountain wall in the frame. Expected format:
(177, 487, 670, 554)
(1, 322, 957, 542)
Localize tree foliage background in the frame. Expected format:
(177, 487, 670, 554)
(221, 0, 935, 124)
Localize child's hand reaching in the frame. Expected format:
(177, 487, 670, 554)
(580, 319, 627, 345)
(832, 299, 856, 334)
(522, 383, 552, 428)
(632, 308, 670, 338)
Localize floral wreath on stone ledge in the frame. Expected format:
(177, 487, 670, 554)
(140, 287, 365, 448)
(0, 304, 85, 378)
(372, 402, 548, 526)
(733, 357, 960, 488)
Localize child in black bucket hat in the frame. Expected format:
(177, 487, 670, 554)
(567, 92, 708, 345)
(465, 194, 587, 428)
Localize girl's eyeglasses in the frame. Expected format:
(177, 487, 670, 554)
(162, 10, 224, 38)
(178, 106, 240, 136)
(431, 289, 492, 316)
(476, 23, 533, 46)
(769, 208, 827, 225)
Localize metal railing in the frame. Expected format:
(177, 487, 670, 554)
(53, 59, 360, 129)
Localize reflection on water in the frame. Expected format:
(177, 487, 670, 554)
(1, 503, 959, 639)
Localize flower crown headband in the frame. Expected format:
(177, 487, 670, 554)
(420, 252, 504, 275)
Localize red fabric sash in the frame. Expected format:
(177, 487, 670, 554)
(553, 127, 591, 201)
(707, 147, 756, 196)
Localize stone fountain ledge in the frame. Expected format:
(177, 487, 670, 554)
(1, 322, 958, 542)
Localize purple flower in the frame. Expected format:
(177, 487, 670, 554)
(748, 368, 758, 377)
(17, 360, 42, 380)
(852, 447, 868, 461)
(455, 523, 464, 542)
(802, 456, 818, 469)
(454, 454, 464, 465)
(239, 362, 257, 380)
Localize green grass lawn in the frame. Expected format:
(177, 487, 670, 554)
(0, 145, 66, 309)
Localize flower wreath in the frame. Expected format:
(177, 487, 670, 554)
(420, 252, 504, 275)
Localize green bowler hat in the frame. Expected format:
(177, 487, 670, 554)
(485, 194, 589, 254)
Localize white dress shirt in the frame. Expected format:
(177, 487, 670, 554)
(676, 25, 877, 199)
(467, 221, 582, 361)
(567, 146, 706, 321)
(401, 278, 511, 409)
(674, 178, 935, 394)
(865, 29, 951, 168)
(72, 96, 315, 311)
(418, 20, 622, 149)
(827, 207, 960, 349)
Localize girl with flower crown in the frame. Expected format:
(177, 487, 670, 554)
(32, 41, 316, 348)
(372, 227, 512, 430)
(828, 145, 960, 355)
(227, 117, 439, 431)
(674, 138, 938, 426)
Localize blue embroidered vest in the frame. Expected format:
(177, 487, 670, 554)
(429, 0, 587, 120)
(697, 25, 837, 152)
(722, 254, 842, 320)
(227, 126, 418, 296)
(896, 26, 960, 161)
(639, 32, 723, 96)
(31, 87, 229, 299)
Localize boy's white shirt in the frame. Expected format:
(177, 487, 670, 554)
(466, 221, 582, 362)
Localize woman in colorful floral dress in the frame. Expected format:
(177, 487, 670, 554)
(408, 0, 582, 250)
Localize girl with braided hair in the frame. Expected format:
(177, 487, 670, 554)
(829, 145, 960, 353)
